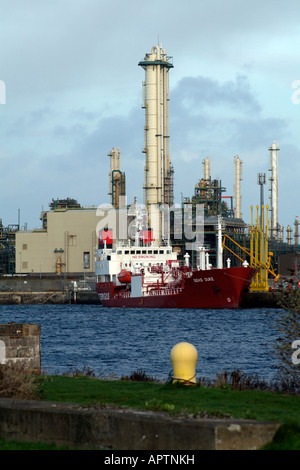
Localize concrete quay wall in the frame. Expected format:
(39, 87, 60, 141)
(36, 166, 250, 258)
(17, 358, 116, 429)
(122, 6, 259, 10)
(0, 291, 99, 305)
(0, 398, 280, 450)
(0, 291, 68, 305)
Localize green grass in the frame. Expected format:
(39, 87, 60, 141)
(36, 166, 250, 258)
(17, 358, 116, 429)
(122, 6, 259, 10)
(0, 436, 72, 450)
(1, 375, 300, 450)
(41, 375, 299, 422)
(41, 375, 300, 450)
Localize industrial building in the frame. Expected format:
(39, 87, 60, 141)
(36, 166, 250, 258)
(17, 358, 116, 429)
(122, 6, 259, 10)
(15, 199, 101, 276)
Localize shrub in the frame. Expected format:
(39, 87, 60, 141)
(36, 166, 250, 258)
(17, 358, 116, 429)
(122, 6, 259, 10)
(0, 363, 42, 400)
(121, 370, 155, 382)
(214, 369, 270, 391)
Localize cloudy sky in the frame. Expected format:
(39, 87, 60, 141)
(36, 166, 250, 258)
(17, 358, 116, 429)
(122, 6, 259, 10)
(1, 0, 300, 238)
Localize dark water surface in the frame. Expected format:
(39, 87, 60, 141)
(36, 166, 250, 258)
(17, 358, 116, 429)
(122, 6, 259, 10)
(0, 304, 281, 381)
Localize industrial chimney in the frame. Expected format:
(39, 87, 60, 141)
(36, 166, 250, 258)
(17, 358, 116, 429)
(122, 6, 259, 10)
(234, 155, 242, 219)
(138, 45, 174, 244)
(202, 157, 211, 181)
(269, 140, 279, 237)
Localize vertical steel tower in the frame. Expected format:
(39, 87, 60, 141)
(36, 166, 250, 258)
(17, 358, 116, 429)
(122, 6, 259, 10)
(268, 140, 279, 237)
(202, 157, 211, 181)
(138, 45, 174, 244)
(234, 155, 243, 219)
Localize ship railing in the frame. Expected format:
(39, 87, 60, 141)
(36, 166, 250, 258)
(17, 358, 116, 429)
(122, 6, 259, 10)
(149, 287, 183, 296)
(115, 291, 131, 299)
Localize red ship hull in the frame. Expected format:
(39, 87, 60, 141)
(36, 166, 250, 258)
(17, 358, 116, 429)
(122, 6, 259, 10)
(96, 266, 256, 309)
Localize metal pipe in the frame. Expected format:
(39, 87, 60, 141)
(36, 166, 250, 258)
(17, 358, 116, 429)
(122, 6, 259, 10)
(265, 205, 269, 287)
(260, 205, 264, 287)
(250, 205, 253, 266)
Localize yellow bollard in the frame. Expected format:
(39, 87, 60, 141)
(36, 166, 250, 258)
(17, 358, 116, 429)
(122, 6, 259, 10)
(170, 342, 198, 385)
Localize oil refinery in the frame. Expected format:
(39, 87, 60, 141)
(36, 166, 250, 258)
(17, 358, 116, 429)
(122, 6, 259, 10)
(0, 44, 299, 297)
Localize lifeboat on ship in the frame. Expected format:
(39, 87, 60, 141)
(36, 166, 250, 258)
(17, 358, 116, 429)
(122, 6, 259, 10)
(118, 269, 132, 284)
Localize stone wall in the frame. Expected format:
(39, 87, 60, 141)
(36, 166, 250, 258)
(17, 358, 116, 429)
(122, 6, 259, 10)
(0, 323, 41, 373)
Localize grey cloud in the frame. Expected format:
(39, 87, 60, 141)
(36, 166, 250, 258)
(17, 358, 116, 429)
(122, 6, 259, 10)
(172, 75, 261, 114)
(228, 117, 288, 154)
(169, 74, 287, 156)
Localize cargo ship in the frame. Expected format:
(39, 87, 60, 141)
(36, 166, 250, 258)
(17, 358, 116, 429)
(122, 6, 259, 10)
(95, 225, 256, 309)
(95, 45, 256, 308)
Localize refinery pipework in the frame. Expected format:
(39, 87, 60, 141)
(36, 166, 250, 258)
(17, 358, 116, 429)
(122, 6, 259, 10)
(107, 147, 126, 209)
(108, 147, 121, 196)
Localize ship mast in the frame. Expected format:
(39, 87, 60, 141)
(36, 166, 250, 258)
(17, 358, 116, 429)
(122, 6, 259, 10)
(217, 215, 223, 269)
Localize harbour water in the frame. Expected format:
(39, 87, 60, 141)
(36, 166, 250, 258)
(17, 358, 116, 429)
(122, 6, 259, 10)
(0, 304, 282, 382)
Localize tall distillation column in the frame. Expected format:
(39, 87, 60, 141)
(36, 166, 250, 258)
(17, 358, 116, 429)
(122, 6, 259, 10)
(234, 155, 243, 218)
(269, 140, 280, 238)
(138, 45, 174, 245)
(202, 157, 211, 181)
(108, 147, 126, 209)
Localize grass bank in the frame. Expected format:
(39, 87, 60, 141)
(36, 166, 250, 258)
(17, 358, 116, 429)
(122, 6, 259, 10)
(0, 373, 299, 450)
(41, 375, 300, 450)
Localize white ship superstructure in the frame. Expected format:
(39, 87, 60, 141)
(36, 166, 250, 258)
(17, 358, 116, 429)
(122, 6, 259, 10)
(95, 243, 179, 284)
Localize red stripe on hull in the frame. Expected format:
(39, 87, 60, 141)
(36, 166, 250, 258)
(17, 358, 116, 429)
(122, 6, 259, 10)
(96, 267, 256, 309)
